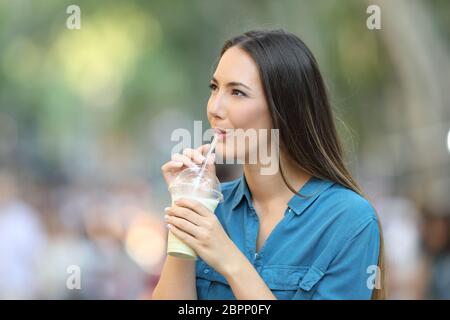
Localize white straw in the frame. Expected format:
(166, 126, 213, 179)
(200, 133, 219, 172)
(192, 133, 219, 192)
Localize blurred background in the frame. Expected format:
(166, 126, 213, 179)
(0, 0, 449, 299)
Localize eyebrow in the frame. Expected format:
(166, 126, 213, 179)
(211, 77, 252, 91)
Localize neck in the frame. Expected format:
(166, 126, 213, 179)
(243, 153, 311, 206)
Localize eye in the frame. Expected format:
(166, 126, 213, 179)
(232, 89, 246, 97)
(208, 83, 217, 91)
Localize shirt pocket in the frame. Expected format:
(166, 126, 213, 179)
(196, 261, 325, 300)
(260, 265, 325, 300)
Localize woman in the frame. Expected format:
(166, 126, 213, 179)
(153, 29, 385, 300)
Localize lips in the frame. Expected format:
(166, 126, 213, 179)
(213, 127, 231, 140)
(214, 127, 227, 135)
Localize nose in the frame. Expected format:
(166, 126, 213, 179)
(207, 92, 226, 120)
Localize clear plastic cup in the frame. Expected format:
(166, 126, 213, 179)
(167, 165, 223, 260)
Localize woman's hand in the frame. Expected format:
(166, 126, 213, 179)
(161, 144, 216, 187)
(164, 197, 242, 276)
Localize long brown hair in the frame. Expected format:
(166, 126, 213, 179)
(220, 29, 386, 299)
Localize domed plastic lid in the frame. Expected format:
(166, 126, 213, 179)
(168, 165, 224, 203)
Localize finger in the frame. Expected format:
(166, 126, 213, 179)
(174, 198, 214, 217)
(171, 153, 196, 168)
(206, 153, 216, 166)
(196, 144, 211, 156)
(161, 160, 183, 172)
(165, 205, 203, 226)
(167, 223, 198, 248)
(197, 144, 216, 167)
(166, 215, 201, 238)
(183, 148, 206, 165)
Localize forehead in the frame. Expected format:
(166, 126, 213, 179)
(213, 46, 260, 86)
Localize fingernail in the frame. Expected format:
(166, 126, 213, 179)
(200, 155, 206, 162)
(164, 207, 170, 212)
(167, 224, 172, 229)
(174, 161, 183, 166)
(164, 214, 169, 220)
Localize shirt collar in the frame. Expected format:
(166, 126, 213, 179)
(287, 176, 335, 216)
(231, 174, 335, 216)
(231, 174, 253, 210)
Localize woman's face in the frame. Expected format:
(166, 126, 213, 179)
(207, 46, 273, 163)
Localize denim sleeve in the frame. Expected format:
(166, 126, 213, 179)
(311, 217, 381, 300)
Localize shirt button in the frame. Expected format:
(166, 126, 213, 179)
(254, 253, 259, 259)
(288, 208, 292, 213)
(203, 268, 210, 274)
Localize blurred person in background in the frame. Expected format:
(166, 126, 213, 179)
(420, 204, 450, 299)
(375, 195, 425, 299)
(0, 170, 47, 299)
(37, 181, 151, 299)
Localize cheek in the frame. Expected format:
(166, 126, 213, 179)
(215, 101, 272, 161)
(228, 101, 271, 130)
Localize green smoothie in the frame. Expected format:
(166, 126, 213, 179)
(167, 195, 220, 260)
(166, 164, 223, 260)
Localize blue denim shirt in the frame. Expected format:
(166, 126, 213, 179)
(195, 174, 380, 300)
